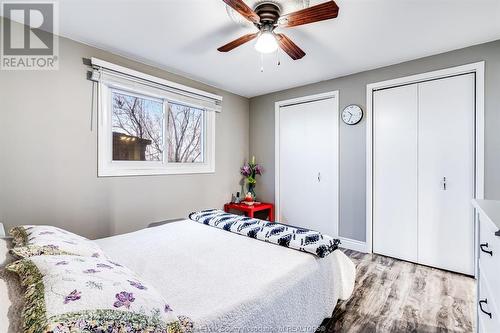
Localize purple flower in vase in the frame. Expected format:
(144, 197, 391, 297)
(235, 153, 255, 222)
(164, 304, 173, 312)
(63, 290, 82, 304)
(240, 164, 251, 177)
(127, 280, 147, 290)
(83, 269, 100, 274)
(113, 292, 135, 309)
(255, 164, 263, 175)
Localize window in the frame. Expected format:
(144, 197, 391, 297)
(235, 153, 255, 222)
(167, 103, 204, 163)
(112, 90, 164, 162)
(94, 59, 219, 177)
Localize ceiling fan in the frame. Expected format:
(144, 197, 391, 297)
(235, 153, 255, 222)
(218, 0, 339, 60)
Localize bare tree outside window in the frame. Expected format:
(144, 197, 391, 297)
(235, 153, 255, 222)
(111, 91, 204, 163)
(167, 103, 204, 163)
(112, 91, 164, 161)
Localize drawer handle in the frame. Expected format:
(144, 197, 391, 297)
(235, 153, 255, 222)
(480, 243, 493, 256)
(479, 299, 492, 319)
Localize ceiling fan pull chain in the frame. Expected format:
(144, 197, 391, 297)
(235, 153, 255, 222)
(260, 53, 264, 72)
(276, 49, 281, 66)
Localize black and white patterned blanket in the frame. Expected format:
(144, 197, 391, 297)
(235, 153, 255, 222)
(189, 209, 340, 258)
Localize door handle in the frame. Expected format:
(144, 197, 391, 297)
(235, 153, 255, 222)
(317, 172, 321, 182)
(479, 299, 492, 319)
(480, 243, 493, 256)
(441, 177, 447, 190)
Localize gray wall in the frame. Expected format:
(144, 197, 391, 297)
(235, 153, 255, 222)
(249, 40, 500, 242)
(1, 19, 499, 245)
(0, 31, 250, 239)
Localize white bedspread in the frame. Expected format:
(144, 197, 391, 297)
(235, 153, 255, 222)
(96, 220, 355, 332)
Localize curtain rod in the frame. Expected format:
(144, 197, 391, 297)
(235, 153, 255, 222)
(90, 57, 223, 103)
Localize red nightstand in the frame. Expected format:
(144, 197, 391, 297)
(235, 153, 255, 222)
(224, 202, 275, 222)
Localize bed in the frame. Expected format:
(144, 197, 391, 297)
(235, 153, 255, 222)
(1, 218, 355, 332)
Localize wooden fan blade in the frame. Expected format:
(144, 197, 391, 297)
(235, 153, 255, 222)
(278, 0, 339, 28)
(275, 33, 306, 60)
(217, 33, 258, 52)
(222, 0, 260, 24)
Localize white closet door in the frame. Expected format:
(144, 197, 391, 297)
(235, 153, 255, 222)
(278, 97, 338, 236)
(373, 85, 418, 262)
(417, 74, 475, 275)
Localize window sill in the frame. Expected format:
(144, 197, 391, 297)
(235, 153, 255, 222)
(98, 167, 215, 177)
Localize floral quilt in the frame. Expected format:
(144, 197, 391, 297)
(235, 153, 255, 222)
(10, 225, 107, 258)
(7, 255, 183, 333)
(189, 209, 340, 258)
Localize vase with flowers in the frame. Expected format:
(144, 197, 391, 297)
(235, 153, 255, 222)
(240, 156, 263, 200)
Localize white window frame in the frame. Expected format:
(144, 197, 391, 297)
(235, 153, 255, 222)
(97, 71, 216, 177)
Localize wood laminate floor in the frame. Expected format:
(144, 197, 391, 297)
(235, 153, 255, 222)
(327, 249, 475, 333)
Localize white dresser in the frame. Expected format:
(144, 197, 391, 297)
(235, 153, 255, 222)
(473, 199, 500, 332)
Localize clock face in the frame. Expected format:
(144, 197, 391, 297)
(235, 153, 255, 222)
(342, 105, 363, 125)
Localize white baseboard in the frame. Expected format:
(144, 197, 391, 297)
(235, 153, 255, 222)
(338, 237, 369, 253)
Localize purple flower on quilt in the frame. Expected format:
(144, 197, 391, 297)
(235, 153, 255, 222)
(63, 290, 82, 304)
(83, 269, 100, 274)
(108, 260, 123, 267)
(91, 252, 100, 258)
(113, 292, 135, 309)
(63, 240, 77, 245)
(55, 261, 69, 266)
(40, 231, 55, 235)
(127, 280, 147, 290)
(74, 319, 86, 329)
(164, 304, 173, 313)
(97, 263, 113, 269)
(46, 244, 59, 250)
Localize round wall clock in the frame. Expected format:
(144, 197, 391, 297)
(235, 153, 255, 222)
(342, 105, 363, 125)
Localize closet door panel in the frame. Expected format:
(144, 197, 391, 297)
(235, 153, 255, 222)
(305, 98, 339, 236)
(417, 74, 475, 275)
(279, 98, 338, 236)
(373, 85, 418, 262)
(279, 103, 312, 225)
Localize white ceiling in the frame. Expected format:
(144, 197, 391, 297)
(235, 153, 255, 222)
(51, 1, 500, 97)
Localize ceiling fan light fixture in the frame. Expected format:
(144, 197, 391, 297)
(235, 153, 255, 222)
(254, 31, 278, 54)
(219, 0, 338, 60)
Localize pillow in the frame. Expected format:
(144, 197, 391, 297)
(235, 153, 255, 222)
(189, 209, 341, 258)
(0, 237, 24, 333)
(9, 225, 107, 258)
(7, 255, 183, 333)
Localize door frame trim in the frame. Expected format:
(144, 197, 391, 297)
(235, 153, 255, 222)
(274, 90, 340, 238)
(366, 62, 485, 259)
